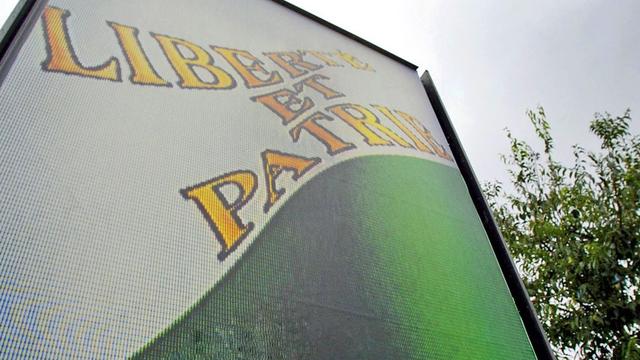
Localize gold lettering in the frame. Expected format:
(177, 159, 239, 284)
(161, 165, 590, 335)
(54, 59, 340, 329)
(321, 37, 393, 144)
(261, 150, 320, 212)
(396, 110, 453, 160)
(41, 6, 120, 81)
(290, 111, 355, 155)
(251, 88, 314, 125)
(294, 74, 344, 100)
(108, 22, 169, 86)
(327, 103, 411, 147)
(304, 50, 342, 67)
(212, 46, 283, 88)
(335, 50, 373, 71)
(373, 104, 432, 153)
(180, 171, 257, 260)
(152, 33, 235, 89)
(264, 51, 322, 78)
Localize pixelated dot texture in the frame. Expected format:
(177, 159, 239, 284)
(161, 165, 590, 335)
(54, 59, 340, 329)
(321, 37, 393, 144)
(135, 157, 536, 359)
(0, 0, 536, 358)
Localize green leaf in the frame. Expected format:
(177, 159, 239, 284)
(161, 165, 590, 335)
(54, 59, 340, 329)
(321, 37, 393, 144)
(484, 107, 640, 359)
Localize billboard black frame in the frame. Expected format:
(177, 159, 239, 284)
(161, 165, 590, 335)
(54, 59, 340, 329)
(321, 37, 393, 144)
(421, 71, 555, 359)
(0, 0, 554, 358)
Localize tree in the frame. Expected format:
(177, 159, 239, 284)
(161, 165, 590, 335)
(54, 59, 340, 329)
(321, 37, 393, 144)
(483, 107, 640, 359)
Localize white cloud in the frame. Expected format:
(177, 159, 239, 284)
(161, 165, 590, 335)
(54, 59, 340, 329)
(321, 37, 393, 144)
(0, 0, 20, 32)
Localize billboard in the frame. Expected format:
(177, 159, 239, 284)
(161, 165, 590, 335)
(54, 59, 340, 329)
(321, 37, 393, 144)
(0, 1, 548, 358)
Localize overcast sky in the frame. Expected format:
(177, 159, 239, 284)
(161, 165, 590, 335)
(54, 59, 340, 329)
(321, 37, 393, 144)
(1, 1, 639, 184)
(0, 1, 19, 35)
(286, 0, 640, 184)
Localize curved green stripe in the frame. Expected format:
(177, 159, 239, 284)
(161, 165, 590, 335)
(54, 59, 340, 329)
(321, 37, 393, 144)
(133, 155, 535, 359)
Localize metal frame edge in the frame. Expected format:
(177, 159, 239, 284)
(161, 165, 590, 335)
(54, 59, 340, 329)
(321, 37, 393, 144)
(0, 0, 46, 86)
(0, 0, 34, 56)
(420, 70, 555, 360)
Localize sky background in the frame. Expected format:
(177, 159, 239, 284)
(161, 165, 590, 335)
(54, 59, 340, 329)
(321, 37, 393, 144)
(1, 0, 639, 184)
(0, 0, 19, 34)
